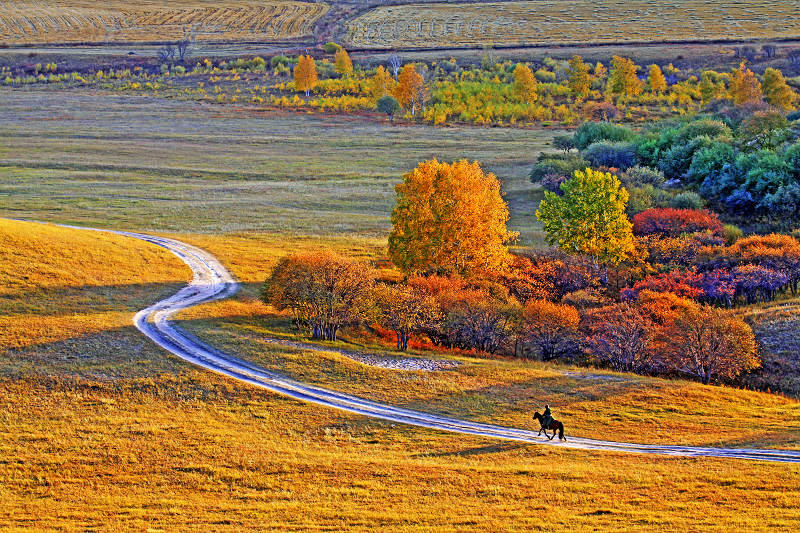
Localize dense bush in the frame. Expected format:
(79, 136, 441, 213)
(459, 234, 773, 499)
(583, 141, 638, 170)
(572, 121, 636, 150)
(620, 165, 665, 188)
(529, 153, 589, 182)
(632, 208, 724, 236)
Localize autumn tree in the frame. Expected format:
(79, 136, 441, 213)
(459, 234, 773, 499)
(389, 159, 517, 277)
(661, 305, 759, 384)
(648, 64, 667, 93)
(368, 65, 396, 101)
(567, 55, 591, 100)
(373, 284, 440, 351)
(523, 300, 579, 360)
(444, 296, 519, 354)
(294, 54, 318, 96)
(262, 251, 374, 341)
(512, 63, 538, 104)
(394, 64, 424, 115)
(607, 55, 642, 99)
(536, 168, 636, 280)
(582, 303, 655, 373)
(334, 47, 353, 76)
(762, 67, 797, 110)
(729, 61, 762, 105)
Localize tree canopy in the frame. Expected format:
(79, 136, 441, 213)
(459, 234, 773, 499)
(389, 159, 517, 277)
(537, 168, 636, 268)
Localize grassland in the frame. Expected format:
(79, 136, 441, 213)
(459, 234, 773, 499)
(2, 86, 800, 529)
(1, 219, 799, 531)
(345, 0, 800, 49)
(0, 1, 328, 46)
(0, 88, 552, 246)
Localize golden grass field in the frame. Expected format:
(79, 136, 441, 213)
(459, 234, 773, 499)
(0, 1, 328, 45)
(1, 220, 800, 530)
(0, 219, 190, 353)
(345, 0, 800, 49)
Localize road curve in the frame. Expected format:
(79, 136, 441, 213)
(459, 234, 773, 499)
(96, 228, 800, 463)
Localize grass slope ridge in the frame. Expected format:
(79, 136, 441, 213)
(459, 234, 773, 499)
(0, 219, 190, 353)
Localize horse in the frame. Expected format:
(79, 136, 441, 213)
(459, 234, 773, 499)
(533, 411, 566, 441)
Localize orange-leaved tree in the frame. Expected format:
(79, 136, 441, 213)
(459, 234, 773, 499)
(393, 64, 424, 115)
(512, 63, 538, 104)
(368, 65, 397, 101)
(262, 251, 374, 341)
(372, 284, 440, 351)
(522, 299, 580, 360)
(294, 54, 318, 96)
(648, 64, 667, 93)
(389, 159, 517, 277)
(567, 55, 591, 100)
(762, 67, 797, 110)
(661, 304, 759, 384)
(607, 55, 642, 99)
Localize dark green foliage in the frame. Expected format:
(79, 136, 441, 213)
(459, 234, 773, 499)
(670, 191, 705, 209)
(583, 141, 638, 170)
(621, 165, 665, 188)
(377, 95, 401, 120)
(529, 152, 589, 183)
(572, 122, 636, 150)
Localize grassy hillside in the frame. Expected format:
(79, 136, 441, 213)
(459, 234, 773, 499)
(1, 218, 799, 531)
(0, 219, 190, 375)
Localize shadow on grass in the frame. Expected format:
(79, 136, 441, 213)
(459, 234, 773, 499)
(0, 281, 189, 316)
(413, 442, 530, 458)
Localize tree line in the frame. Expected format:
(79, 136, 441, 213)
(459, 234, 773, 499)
(263, 160, 764, 387)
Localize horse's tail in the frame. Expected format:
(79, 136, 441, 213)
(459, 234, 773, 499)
(558, 422, 565, 441)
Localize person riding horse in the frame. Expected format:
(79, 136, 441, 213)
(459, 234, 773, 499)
(541, 404, 553, 429)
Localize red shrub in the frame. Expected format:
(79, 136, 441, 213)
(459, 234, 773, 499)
(632, 208, 724, 237)
(623, 269, 704, 300)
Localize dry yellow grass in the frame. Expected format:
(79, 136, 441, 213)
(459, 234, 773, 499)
(0, 1, 328, 45)
(1, 374, 799, 531)
(0, 219, 190, 351)
(346, 0, 800, 49)
(2, 220, 799, 530)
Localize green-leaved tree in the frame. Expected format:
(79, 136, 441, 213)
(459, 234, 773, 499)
(536, 168, 636, 281)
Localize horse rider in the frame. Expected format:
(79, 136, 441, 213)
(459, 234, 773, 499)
(541, 404, 553, 429)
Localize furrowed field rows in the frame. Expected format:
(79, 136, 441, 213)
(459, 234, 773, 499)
(345, 0, 800, 49)
(0, 1, 328, 44)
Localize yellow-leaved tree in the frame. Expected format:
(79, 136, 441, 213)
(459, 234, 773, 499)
(294, 54, 318, 96)
(536, 168, 635, 283)
(648, 64, 667, 93)
(334, 47, 353, 76)
(762, 67, 797, 110)
(368, 65, 396, 101)
(512, 63, 538, 104)
(607, 55, 642, 99)
(567, 55, 591, 100)
(389, 159, 517, 276)
(393, 64, 424, 115)
(729, 61, 762, 105)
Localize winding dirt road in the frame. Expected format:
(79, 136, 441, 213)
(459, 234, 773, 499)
(105, 228, 800, 463)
